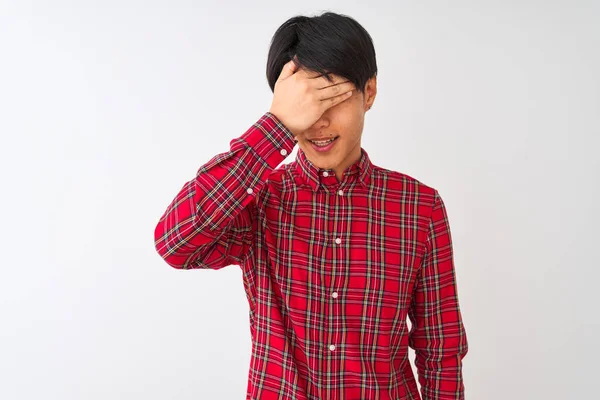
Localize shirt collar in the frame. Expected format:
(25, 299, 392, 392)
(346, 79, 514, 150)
(294, 147, 373, 191)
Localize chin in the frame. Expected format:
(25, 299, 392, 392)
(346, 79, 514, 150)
(317, 158, 338, 169)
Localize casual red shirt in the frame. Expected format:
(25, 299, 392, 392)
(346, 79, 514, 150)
(154, 112, 468, 399)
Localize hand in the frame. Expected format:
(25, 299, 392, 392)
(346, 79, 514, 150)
(269, 57, 355, 137)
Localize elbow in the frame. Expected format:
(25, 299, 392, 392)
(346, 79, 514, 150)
(154, 242, 188, 270)
(154, 221, 187, 270)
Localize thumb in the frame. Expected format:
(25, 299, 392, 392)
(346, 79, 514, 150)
(278, 56, 299, 81)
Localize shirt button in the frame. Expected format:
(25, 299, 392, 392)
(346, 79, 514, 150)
(280, 148, 288, 156)
(335, 238, 342, 244)
(337, 189, 343, 196)
(323, 171, 329, 177)
(332, 292, 338, 298)
(246, 188, 253, 194)
(329, 344, 336, 351)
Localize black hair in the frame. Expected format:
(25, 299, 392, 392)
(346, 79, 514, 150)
(266, 11, 377, 94)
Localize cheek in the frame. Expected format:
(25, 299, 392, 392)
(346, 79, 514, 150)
(332, 101, 362, 124)
(338, 108, 364, 135)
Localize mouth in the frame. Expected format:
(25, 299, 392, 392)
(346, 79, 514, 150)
(308, 136, 339, 152)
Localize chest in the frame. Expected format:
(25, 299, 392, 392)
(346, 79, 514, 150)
(258, 188, 427, 323)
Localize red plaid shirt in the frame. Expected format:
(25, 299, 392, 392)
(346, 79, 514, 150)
(154, 112, 468, 399)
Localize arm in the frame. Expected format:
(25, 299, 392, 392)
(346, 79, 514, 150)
(153, 112, 296, 269)
(408, 189, 469, 399)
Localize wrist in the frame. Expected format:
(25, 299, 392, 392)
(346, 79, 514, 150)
(267, 110, 297, 138)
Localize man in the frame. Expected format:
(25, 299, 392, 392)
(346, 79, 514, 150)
(154, 11, 468, 400)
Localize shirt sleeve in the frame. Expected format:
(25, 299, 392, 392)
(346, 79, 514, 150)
(153, 112, 296, 270)
(408, 189, 469, 399)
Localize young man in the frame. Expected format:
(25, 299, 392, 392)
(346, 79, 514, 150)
(154, 11, 468, 400)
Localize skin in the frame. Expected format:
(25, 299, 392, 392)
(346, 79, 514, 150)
(298, 73, 377, 182)
(269, 58, 377, 182)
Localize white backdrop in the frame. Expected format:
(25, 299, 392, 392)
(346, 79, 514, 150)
(1, 1, 598, 399)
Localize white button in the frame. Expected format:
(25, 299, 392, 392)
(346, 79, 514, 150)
(280, 149, 288, 156)
(337, 189, 343, 196)
(332, 292, 338, 298)
(246, 188, 253, 194)
(329, 344, 336, 351)
(335, 238, 342, 244)
(322, 171, 329, 177)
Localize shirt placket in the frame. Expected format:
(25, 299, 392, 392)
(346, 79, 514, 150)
(321, 171, 348, 399)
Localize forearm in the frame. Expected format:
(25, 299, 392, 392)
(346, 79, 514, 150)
(153, 112, 296, 269)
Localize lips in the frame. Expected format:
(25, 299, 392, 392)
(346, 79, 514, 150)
(308, 136, 339, 144)
(309, 136, 339, 152)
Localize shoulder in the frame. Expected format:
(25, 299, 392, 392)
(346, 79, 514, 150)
(372, 165, 438, 203)
(373, 166, 449, 241)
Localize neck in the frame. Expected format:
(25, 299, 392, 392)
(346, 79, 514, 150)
(333, 142, 362, 181)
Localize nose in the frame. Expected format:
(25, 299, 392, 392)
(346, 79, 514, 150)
(310, 114, 330, 130)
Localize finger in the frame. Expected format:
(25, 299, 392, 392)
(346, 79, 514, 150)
(319, 89, 353, 111)
(316, 81, 355, 101)
(277, 56, 299, 81)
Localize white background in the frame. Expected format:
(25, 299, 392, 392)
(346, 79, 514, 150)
(1, 1, 598, 399)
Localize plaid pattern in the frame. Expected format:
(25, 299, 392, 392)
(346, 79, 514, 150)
(154, 112, 468, 400)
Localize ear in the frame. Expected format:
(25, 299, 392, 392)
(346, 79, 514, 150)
(363, 75, 377, 111)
